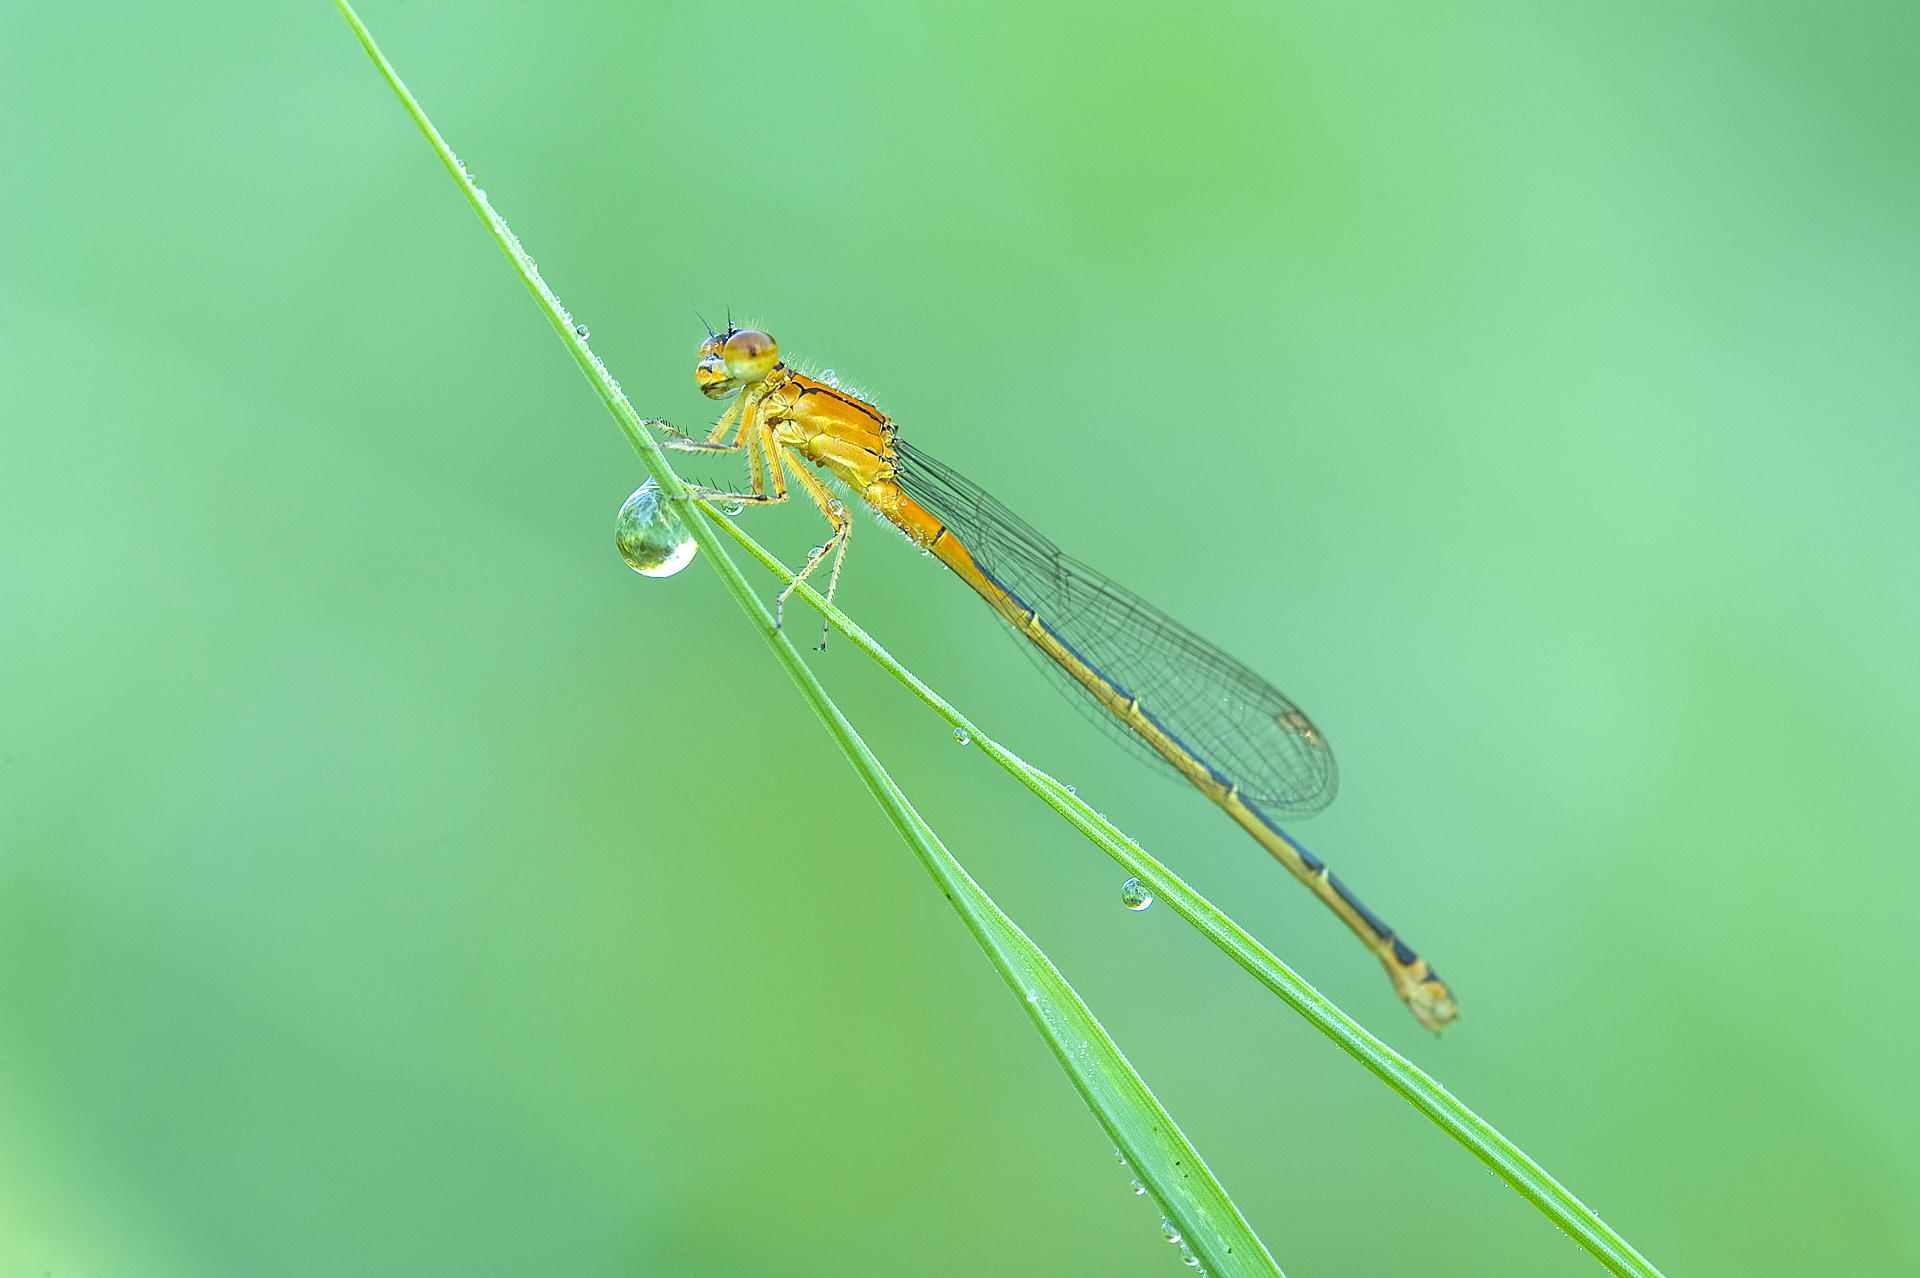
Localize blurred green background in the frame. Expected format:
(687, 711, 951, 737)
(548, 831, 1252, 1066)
(2, 1, 1916, 1274)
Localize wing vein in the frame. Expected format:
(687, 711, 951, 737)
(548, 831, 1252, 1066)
(894, 440, 1337, 815)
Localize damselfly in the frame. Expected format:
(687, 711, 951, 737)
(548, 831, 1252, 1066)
(657, 325, 1457, 1031)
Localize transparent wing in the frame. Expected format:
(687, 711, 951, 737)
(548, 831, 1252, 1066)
(895, 441, 1338, 816)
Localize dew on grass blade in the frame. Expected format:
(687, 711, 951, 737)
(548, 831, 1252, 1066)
(952, 727, 971, 746)
(574, 322, 590, 339)
(1121, 878, 1153, 911)
(1129, 1179, 1147, 1195)
(615, 479, 697, 577)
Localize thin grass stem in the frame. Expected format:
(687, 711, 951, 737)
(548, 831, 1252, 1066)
(332, 3, 1289, 1272)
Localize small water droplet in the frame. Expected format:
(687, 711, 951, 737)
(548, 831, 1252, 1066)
(952, 727, 971, 746)
(1065, 784, 1076, 796)
(808, 545, 824, 559)
(614, 480, 697, 577)
(1162, 1221, 1183, 1245)
(822, 367, 837, 386)
(722, 499, 746, 516)
(1129, 1179, 1147, 1196)
(1115, 1150, 1127, 1165)
(1121, 878, 1153, 911)
(829, 499, 845, 515)
(574, 322, 590, 339)
(1181, 1242, 1200, 1266)
(921, 548, 933, 557)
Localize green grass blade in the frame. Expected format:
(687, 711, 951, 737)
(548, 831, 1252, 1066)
(705, 512, 1668, 1278)
(332, 4, 1286, 1272)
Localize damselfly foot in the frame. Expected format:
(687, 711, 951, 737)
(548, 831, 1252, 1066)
(680, 485, 778, 511)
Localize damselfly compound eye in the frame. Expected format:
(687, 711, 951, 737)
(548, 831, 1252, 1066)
(615, 480, 697, 577)
(721, 328, 778, 382)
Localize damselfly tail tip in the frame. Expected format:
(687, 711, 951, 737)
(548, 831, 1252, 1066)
(1405, 978, 1458, 1033)
(1380, 948, 1458, 1032)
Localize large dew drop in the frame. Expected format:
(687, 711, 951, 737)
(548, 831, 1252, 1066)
(615, 480, 697, 577)
(1120, 877, 1153, 911)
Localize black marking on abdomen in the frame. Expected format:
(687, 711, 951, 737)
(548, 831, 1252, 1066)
(1250, 806, 1435, 975)
(1328, 872, 1396, 946)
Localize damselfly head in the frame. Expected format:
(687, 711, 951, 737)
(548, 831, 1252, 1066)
(694, 325, 779, 399)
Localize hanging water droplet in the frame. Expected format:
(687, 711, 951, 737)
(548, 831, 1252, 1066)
(921, 548, 932, 557)
(952, 727, 971, 746)
(574, 322, 590, 339)
(1121, 878, 1153, 911)
(822, 367, 837, 386)
(722, 499, 746, 516)
(829, 499, 845, 515)
(1180, 1242, 1200, 1266)
(1065, 784, 1077, 796)
(808, 546, 824, 559)
(615, 480, 697, 577)
(1129, 1179, 1147, 1196)
(1114, 1149, 1127, 1165)
(1161, 1221, 1183, 1245)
